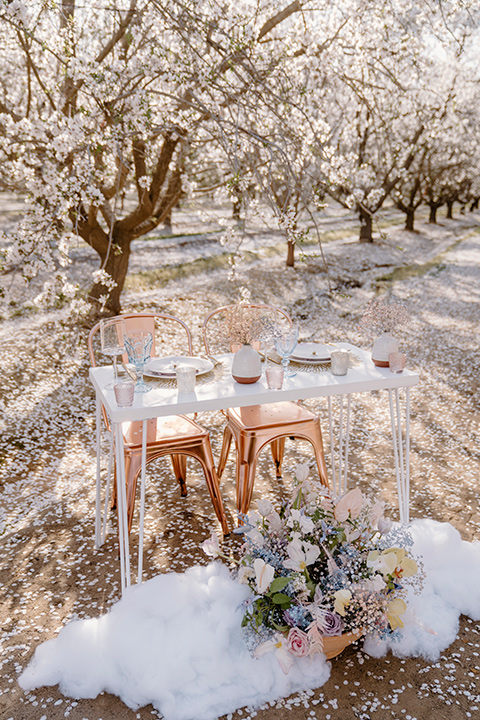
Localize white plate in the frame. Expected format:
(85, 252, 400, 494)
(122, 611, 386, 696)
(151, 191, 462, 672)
(290, 343, 332, 362)
(143, 356, 214, 378)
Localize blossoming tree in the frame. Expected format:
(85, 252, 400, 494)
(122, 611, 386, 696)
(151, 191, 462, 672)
(1, 0, 479, 313)
(1, 0, 328, 315)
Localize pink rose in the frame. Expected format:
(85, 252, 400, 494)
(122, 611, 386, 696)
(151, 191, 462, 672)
(286, 627, 310, 657)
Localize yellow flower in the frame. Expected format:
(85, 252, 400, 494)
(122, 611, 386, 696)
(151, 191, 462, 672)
(398, 556, 418, 578)
(333, 589, 352, 617)
(367, 550, 397, 576)
(387, 598, 407, 630)
(367, 548, 418, 580)
(383, 547, 405, 561)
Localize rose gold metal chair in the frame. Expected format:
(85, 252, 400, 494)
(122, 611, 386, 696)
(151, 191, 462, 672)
(202, 304, 329, 516)
(88, 312, 229, 535)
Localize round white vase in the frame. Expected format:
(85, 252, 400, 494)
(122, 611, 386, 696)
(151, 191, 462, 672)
(371, 332, 399, 367)
(231, 344, 262, 384)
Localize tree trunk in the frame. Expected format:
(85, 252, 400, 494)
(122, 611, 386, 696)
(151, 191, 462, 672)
(446, 200, 453, 219)
(428, 203, 438, 224)
(87, 231, 133, 317)
(359, 207, 373, 242)
(286, 239, 295, 267)
(163, 209, 172, 234)
(405, 207, 415, 231)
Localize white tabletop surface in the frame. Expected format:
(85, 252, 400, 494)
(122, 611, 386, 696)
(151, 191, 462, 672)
(89, 343, 419, 424)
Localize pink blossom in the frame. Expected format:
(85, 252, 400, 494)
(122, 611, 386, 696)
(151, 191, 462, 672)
(201, 533, 220, 558)
(334, 487, 364, 522)
(368, 500, 385, 528)
(286, 627, 310, 657)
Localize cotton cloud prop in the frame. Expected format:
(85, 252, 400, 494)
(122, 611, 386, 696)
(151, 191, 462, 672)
(19, 520, 480, 720)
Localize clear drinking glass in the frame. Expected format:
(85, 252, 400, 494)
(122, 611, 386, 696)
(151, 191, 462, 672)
(100, 317, 126, 389)
(124, 331, 153, 393)
(176, 366, 196, 393)
(330, 350, 349, 376)
(274, 325, 299, 378)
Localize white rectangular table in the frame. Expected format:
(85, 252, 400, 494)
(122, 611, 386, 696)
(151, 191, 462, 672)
(89, 343, 419, 593)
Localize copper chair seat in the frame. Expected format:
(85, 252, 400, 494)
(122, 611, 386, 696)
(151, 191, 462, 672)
(218, 401, 328, 516)
(227, 402, 316, 430)
(121, 414, 228, 534)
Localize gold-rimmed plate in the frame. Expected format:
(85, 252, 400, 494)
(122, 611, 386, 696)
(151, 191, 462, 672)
(143, 356, 214, 378)
(290, 343, 332, 363)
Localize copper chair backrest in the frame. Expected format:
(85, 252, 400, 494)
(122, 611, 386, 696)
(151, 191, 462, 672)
(202, 303, 292, 355)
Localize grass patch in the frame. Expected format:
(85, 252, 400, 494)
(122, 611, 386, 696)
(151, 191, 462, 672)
(375, 229, 479, 286)
(125, 246, 284, 291)
(140, 229, 223, 242)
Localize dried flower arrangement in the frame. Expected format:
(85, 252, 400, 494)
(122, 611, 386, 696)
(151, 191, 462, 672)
(222, 303, 276, 346)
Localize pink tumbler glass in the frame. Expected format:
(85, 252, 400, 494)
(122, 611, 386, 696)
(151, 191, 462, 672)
(388, 352, 406, 373)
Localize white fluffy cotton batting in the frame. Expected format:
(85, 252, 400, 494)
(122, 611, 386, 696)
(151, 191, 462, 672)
(19, 562, 331, 720)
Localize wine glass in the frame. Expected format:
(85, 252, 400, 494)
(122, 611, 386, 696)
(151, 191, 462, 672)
(274, 325, 299, 378)
(124, 330, 153, 393)
(100, 317, 126, 389)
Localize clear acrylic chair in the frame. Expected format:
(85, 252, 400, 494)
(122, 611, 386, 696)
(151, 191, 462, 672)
(202, 304, 329, 516)
(88, 312, 229, 536)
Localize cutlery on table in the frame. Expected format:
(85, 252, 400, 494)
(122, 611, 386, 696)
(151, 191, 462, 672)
(121, 362, 136, 381)
(203, 354, 223, 367)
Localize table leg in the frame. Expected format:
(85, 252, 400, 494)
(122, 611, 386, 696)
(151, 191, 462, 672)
(114, 421, 131, 592)
(95, 397, 102, 548)
(137, 419, 148, 584)
(388, 387, 411, 524)
(100, 431, 114, 545)
(327, 394, 352, 496)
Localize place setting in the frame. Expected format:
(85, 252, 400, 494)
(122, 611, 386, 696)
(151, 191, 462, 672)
(268, 339, 360, 376)
(101, 321, 228, 403)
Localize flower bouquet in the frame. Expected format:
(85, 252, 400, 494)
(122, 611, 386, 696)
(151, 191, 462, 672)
(221, 303, 278, 383)
(204, 465, 421, 673)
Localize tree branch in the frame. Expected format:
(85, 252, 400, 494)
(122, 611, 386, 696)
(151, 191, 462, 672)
(95, 0, 139, 65)
(16, 29, 57, 112)
(257, 1, 303, 41)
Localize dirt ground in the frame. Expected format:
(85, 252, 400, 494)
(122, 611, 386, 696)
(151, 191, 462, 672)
(1, 203, 480, 720)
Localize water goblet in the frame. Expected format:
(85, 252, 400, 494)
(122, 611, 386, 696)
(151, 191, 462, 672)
(124, 331, 153, 393)
(100, 317, 126, 389)
(274, 325, 299, 378)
